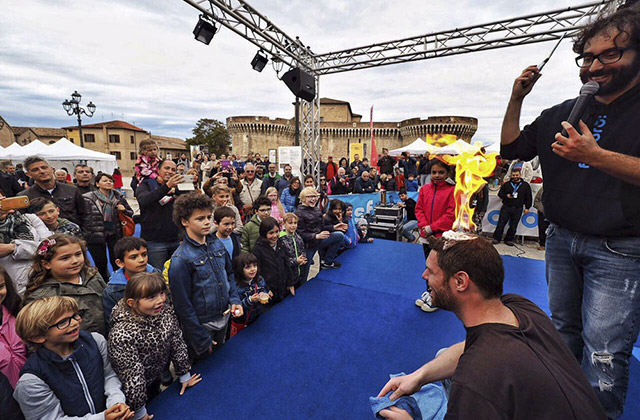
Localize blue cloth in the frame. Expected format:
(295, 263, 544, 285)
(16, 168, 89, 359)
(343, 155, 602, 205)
(219, 236, 234, 257)
(168, 233, 241, 355)
(344, 219, 359, 249)
(370, 373, 447, 420)
(280, 188, 298, 212)
(21, 331, 106, 417)
(233, 275, 268, 325)
(546, 223, 640, 419)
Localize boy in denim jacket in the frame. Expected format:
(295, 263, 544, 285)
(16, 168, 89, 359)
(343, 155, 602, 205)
(168, 193, 243, 360)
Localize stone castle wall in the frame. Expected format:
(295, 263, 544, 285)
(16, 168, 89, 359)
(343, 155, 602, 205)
(227, 113, 477, 161)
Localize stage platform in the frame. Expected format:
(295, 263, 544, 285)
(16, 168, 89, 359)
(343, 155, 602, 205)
(147, 239, 640, 419)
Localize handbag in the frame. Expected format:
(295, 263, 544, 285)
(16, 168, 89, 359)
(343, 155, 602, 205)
(118, 211, 135, 237)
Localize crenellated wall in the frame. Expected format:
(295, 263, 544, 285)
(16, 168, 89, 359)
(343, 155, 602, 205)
(227, 102, 477, 161)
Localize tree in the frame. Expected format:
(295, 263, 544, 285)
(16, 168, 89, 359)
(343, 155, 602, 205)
(185, 118, 231, 156)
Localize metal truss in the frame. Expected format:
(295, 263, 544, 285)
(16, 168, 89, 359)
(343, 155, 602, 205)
(314, 1, 617, 74)
(300, 77, 322, 180)
(186, 0, 316, 72)
(182, 0, 622, 175)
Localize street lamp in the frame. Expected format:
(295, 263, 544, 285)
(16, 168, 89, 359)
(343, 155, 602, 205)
(62, 90, 96, 148)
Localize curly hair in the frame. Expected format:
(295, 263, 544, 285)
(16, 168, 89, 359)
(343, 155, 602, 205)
(25, 234, 92, 300)
(172, 192, 214, 228)
(573, 6, 640, 54)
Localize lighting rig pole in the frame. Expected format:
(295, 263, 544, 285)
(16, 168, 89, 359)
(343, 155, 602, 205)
(62, 91, 96, 149)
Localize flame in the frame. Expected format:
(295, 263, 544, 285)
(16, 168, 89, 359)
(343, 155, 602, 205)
(438, 140, 497, 232)
(424, 133, 459, 148)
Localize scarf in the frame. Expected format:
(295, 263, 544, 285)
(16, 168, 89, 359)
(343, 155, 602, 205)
(0, 212, 34, 243)
(94, 190, 118, 231)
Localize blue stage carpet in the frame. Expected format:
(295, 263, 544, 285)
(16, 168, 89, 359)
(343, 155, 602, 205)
(147, 238, 639, 419)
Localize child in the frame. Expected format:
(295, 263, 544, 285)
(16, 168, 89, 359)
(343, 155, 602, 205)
(343, 204, 359, 249)
(322, 199, 349, 236)
(241, 196, 271, 253)
(14, 296, 132, 420)
(168, 193, 242, 359)
(209, 184, 243, 235)
(0, 266, 26, 388)
(28, 197, 81, 237)
(23, 234, 108, 336)
(414, 160, 455, 312)
(251, 217, 295, 302)
(135, 139, 161, 183)
(278, 213, 307, 289)
(406, 173, 419, 192)
(214, 206, 241, 259)
(230, 253, 271, 335)
(357, 219, 374, 243)
(103, 237, 158, 326)
(108, 273, 201, 420)
(265, 186, 285, 226)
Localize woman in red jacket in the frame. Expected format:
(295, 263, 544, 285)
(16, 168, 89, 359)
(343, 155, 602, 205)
(414, 160, 456, 312)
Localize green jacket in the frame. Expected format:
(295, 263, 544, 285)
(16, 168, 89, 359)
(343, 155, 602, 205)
(24, 268, 108, 336)
(241, 214, 261, 253)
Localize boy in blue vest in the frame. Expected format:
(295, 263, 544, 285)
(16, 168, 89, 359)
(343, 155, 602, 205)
(103, 237, 158, 326)
(169, 193, 243, 361)
(14, 296, 133, 420)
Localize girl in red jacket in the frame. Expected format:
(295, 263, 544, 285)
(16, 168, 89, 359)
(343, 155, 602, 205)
(414, 160, 456, 312)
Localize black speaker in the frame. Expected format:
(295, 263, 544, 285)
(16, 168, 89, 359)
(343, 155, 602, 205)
(282, 67, 316, 102)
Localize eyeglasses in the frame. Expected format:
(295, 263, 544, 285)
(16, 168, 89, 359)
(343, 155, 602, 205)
(575, 47, 634, 68)
(245, 170, 255, 173)
(49, 313, 81, 330)
(307, 195, 320, 199)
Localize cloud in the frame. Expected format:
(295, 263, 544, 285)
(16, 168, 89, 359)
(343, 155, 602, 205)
(0, 0, 591, 145)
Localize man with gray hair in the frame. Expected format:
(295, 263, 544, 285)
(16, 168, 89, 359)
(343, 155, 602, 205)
(354, 171, 374, 194)
(239, 163, 262, 211)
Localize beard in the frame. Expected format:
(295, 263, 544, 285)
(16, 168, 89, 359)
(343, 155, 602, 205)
(580, 52, 640, 96)
(429, 281, 457, 312)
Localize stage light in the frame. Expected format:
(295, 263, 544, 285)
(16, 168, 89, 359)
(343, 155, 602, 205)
(251, 51, 268, 72)
(193, 15, 217, 45)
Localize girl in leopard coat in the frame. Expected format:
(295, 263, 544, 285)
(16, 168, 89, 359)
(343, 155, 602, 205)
(108, 272, 201, 420)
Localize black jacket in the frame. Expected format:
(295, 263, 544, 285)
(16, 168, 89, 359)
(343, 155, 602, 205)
(379, 155, 395, 175)
(404, 198, 417, 221)
(135, 178, 184, 242)
(329, 176, 351, 195)
(498, 180, 532, 209)
(0, 172, 22, 197)
(354, 177, 375, 194)
(81, 190, 133, 244)
(22, 181, 86, 227)
(295, 205, 324, 248)
(0, 372, 24, 420)
(251, 237, 294, 301)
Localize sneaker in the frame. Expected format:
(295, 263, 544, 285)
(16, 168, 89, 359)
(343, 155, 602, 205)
(320, 261, 341, 270)
(415, 290, 429, 307)
(491, 239, 500, 245)
(504, 241, 515, 246)
(421, 293, 439, 312)
(415, 291, 439, 312)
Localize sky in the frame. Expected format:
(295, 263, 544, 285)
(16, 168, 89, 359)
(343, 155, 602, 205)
(0, 0, 596, 146)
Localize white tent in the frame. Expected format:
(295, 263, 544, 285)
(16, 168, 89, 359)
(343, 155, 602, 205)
(0, 138, 117, 174)
(389, 138, 430, 156)
(43, 138, 117, 174)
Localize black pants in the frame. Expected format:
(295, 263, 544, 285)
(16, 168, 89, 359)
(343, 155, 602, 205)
(87, 233, 118, 281)
(493, 206, 523, 242)
(537, 210, 550, 246)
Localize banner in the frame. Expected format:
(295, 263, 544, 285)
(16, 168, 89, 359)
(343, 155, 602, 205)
(278, 146, 302, 177)
(329, 191, 539, 238)
(349, 143, 363, 164)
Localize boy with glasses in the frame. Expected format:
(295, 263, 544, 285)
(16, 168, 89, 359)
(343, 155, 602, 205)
(14, 296, 132, 420)
(241, 196, 271, 253)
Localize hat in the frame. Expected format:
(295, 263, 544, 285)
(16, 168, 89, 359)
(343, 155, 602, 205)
(328, 155, 333, 158)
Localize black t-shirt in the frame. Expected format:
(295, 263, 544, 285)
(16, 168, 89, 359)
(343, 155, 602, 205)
(445, 294, 606, 420)
(501, 82, 640, 237)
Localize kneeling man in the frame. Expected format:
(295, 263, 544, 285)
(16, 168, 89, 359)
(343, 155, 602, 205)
(378, 233, 606, 420)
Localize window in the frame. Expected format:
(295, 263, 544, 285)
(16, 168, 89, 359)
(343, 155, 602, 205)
(110, 151, 122, 160)
(130, 152, 136, 160)
(84, 133, 95, 143)
(130, 135, 135, 144)
(109, 134, 120, 143)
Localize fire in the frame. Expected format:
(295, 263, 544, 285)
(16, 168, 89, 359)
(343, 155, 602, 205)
(426, 136, 497, 232)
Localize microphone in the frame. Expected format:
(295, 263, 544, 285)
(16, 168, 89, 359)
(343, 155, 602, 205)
(561, 81, 599, 137)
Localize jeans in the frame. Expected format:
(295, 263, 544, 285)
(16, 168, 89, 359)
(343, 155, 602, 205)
(492, 205, 522, 242)
(402, 220, 418, 242)
(301, 231, 344, 280)
(537, 210, 549, 247)
(546, 223, 640, 419)
(146, 240, 181, 270)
